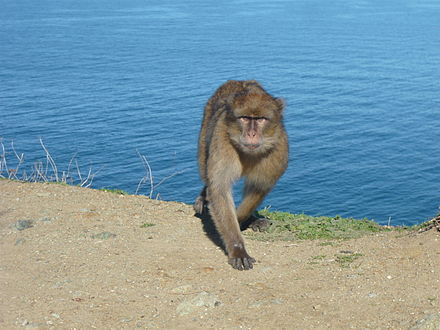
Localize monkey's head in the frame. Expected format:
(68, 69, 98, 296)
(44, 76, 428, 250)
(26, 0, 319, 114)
(227, 93, 285, 154)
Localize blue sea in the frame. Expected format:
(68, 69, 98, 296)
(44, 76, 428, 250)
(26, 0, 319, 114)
(1, 0, 439, 226)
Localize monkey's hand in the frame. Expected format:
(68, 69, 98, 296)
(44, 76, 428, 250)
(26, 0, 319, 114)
(249, 218, 272, 232)
(228, 243, 256, 270)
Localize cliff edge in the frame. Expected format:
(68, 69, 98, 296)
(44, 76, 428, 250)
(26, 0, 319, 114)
(1, 180, 439, 329)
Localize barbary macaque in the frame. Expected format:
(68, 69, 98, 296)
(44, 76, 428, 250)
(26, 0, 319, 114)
(194, 80, 288, 270)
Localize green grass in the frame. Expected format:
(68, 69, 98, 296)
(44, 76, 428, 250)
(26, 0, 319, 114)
(140, 223, 156, 228)
(335, 252, 364, 268)
(308, 254, 327, 265)
(46, 181, 69, 186)
(307, 252, 364, 268)
(244, 209, 395, 242)
(99, 188, 129, 195)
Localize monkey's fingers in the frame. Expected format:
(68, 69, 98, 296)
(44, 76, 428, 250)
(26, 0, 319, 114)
(228, 256, 256, 271)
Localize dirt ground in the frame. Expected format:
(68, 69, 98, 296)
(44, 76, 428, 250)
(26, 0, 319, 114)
(0, 180, 439, 329)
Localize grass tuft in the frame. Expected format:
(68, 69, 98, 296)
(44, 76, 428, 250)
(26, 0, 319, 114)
(335, 252, 364, 268)
(244, 209, 394, 242)
(140, 223, 156, 228)
(99, 188, 129, 195)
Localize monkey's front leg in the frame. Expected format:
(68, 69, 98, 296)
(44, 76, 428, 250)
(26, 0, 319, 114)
(207, 185, 255, 270)
(228, 242, 256, 270)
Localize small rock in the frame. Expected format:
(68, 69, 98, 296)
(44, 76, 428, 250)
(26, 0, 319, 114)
(247, 282, 269, 290)
(91, 232, 116, 239)
(260, 266, 274, 273)
(202, 266, 215, 273)
(171, 285, 194, 294)
(249, 298, 284, 308)
(52, 279, 72, 288)
(176, 291, 221, 316)
(14, 220, 33, 231)
(15, 238, 26, 245)
(24, 321, 45, 328)
(409, 313, 440, 330)
(248, 301, 264, 308)
(271, 298, 283, 305)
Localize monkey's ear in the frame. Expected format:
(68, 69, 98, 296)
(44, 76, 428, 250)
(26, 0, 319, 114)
(275, 98, 285, 111)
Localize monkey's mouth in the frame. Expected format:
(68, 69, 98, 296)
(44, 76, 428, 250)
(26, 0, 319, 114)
(243, 143, 260, 150)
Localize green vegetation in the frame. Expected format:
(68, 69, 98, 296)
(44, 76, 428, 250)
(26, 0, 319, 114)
(140, 223, 156, 228)
(0, 139, 184, 199)
(307, 252, 363, 268)
(308, 254, 327, 265)
(244, 209, 395, 242)
(427, 297, 436, 304)
(335, 252, 364, 268)
(99, 188, 129, 195)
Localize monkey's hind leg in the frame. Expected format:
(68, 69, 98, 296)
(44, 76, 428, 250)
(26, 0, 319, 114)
(237, 181, 273, 232)
(193, 186, 208, 215)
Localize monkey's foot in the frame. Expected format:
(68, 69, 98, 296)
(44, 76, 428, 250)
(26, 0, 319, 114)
(193, 195, 206, 215)
(249, 218, 272, 232)
(228, 243, 256, 270)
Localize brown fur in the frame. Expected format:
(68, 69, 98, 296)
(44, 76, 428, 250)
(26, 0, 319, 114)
(194, 80, 288, 270)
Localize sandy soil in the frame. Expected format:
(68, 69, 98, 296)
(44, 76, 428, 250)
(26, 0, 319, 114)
(0, 180, 439, 329)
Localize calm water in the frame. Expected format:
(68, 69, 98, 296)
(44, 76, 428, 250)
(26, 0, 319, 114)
(1, 0, 439, 225)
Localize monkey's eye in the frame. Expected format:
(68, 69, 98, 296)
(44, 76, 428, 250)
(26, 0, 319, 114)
(239, 116, 251, 123)
(256, 117, 267, 124)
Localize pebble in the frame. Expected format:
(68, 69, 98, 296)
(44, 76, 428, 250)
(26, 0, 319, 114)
(176, 291, 221, 316)
(409, 313, 440, 330)
(249, 299, 284, 308)
(14, 220, 33, 231)
(91, 232, 116, 239)
(171, 284, 194, 294)
(15, 238, 26, 245)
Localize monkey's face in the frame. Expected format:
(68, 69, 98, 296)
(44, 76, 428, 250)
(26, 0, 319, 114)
(228, 94, 284, 154)
(235, 116, 268, 151)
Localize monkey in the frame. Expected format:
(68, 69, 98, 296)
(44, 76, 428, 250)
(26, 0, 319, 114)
(194, 80, 288, 270)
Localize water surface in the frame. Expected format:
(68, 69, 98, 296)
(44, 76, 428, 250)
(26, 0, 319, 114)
(1, 0, 439, 225)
